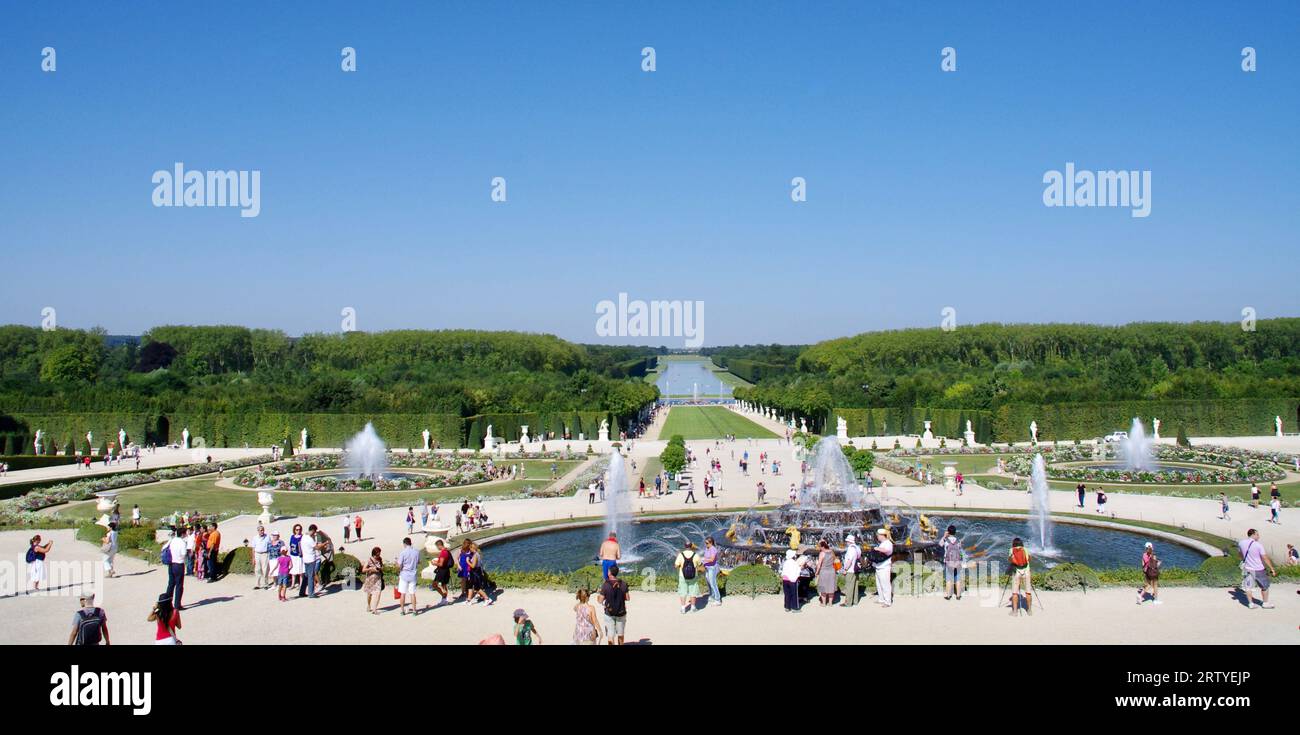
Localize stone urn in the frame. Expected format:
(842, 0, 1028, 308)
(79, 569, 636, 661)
(423, 525, 452, 552)
(256, 491, 274, 526)
(942, 462, 958, 492)
(94, 491, 120, 528)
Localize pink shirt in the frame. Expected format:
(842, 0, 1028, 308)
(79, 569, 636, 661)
(277, 555, 292, 575)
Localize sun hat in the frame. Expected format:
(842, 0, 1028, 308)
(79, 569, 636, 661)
(845, 534, 855, 544)
(512, 608, 528, 619)
(785, 549, 797, 560)
(876, 528, 889, 537)
(1144, 541, 1153, 548)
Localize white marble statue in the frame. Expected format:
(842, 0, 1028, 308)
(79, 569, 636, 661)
(800, 418, 808, 434)
(1029, 421, 1038, 444)
(484, 424, 496, 451)
(836, 416, 849, 442)
(182, 427, 190, 449)
(598, 419, 610, 442)
(922, 420, 934, 440)
(1152, 418, 1160, 440)
(964, 420, 976, 446)
(422, 428, 431, 451)
(34, 429, 44, 454)
(1277, 416, 1284, 437)
(300, 427, 308, 451)
(86, 431, 93, 448)
(119, 428, 127, 451)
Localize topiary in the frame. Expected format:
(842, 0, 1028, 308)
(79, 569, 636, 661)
(1198, 556, 1240, 587)
(332, 552, 363, 589)
(720, 564, 780, 597)
(1040, 562, 1101, 591)
(1176, 425, 1191, 448)
(223, 546, 255, 575)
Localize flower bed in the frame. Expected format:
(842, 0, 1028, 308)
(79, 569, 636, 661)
(1000, 445, 1286, 485)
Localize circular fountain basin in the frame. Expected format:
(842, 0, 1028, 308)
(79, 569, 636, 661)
(1073, 462, 1208, 475)
(480, 515, 1208, 574)
(310, 471, 438, 482)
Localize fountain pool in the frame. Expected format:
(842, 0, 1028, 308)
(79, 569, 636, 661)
(480, 515, 1208, 574)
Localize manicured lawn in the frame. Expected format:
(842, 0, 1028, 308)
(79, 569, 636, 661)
(658, 406, 777, 440)
(966, 473, 1300, 504)
(54, 464, 580, 521)
(895, 453, 1011, 476)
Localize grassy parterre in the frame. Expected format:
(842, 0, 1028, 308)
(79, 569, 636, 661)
(657, 406, 778, 440)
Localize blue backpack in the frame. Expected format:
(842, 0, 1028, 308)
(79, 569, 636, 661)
(160, 542, 173, 565)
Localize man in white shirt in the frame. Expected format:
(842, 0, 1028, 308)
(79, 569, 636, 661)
(252, 525, 271, 590)
(163, 527, 189, 609)
(873, 528, 894, 608)
(299, 526, 319, 598)
(839, 535, 862, 607)
(397, 537, 421, 615)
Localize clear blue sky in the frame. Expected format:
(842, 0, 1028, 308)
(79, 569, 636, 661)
(2, 1, 1296, 346)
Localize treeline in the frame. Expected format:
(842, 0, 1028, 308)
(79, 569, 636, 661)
(701, 344, 803, 383)
(0, 325, 659, 426)
(731, 321, 1300, 438)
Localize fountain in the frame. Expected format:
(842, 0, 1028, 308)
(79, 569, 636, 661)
(1028, 454, 1057, 555)
(715, 436, 936, 569)
(1121, 417, 1154, 472)
(603, 451, 632, 547)
(344, 422, 388, 479)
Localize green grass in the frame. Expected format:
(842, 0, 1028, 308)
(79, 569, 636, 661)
(53, 461, 581, 521)
(657, 406, 777, 440)
(897, 453, 1012, 476)
(967, 472, 1300, 503)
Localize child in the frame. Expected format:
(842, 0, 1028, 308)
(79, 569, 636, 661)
(513, 608, 541, 646)
(276, 547, 292, 601)
(1219, 493, 1231, 521)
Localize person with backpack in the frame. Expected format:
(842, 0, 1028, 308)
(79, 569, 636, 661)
(675, 541, 701, 613)
(781, 549, 804, 612)
(940, 525, 965, 600)
(26, 535, 53, 593)
(1076, 483, 1086, 509)
(68, 593, 110, 646)
(838, 534, 862, 607)
(1238, 528, 1277, 609)
(597, 564, 630, 645)
(162, 526, 187, 609)
(1137, 542, 1162, 605)
(1007, 538, 1033, 616)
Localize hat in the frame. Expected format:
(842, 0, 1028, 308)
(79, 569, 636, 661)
(876, 528, 889, 537)
(785, 549, 797, 560)
(271, 531, 280, 537)
(845, 534, 855, 544)
(512, 608, 528, 620)
(79, 592, 95, 606)
(1144, 541, 1153, 548)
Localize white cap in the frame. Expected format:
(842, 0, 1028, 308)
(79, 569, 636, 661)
(845, 534, 855, 544)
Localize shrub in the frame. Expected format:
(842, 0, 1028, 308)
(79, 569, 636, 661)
(333, 552, 363, 588)
(1176, 425, 1190, 447)
(1198, 556, 1241, 587)
(223, 546, 255, 575)
(720, 564, 780, 596)
(1040, 562, 1102, 591)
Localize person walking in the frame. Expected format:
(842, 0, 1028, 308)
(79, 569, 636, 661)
(1076, 482, 1086, 509)
(872, 528, 894, 607)
(362, 547, 384, 614)
(101, 522, 119, 579)
(275, 546, 291, 601)
(814, 539, 837, 606)
(780, 550, 803, 613)
(419, 500, 429, 531)
(131, 504, 141, 527)
(701, 536, 722, 606)
(405, 507, 416, 534)
(1250, 483, 1261, 509)
(597, 565, 630, 645)
(839, 534, 862, 607)
(1096, 490, 1108, 515)
(1269, 496, 1281, 525)
(573, 589, 602, 645)
(1137, 542, 1162, 605)
(396, 537, 420, 615)
(353, 514, 363, 541)
(1237, 528, 1277, 609)
(162, 527, 187, 609)
(675, 541, 701, 613)
(289, 524, 305, 589)
(512, 608, 542, 645)
(460, 541, 493, 605)
(343, 514, 352, 544)
(1007, 537, 1033, 616)
(68, 593, 110, 645)
(431, 539, 452, 606)
(683, 478, 698, 504)
(1219, 493, 1231, 521)
(939, 525, 964, 600)
(252, 525, 271, 590)
(148, 593, 182, 645)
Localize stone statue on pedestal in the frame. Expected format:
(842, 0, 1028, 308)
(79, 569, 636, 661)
(598, 419, 610, 442)
(422, 429, 431, 451)
(1152, 418, 1160, 440)
(836, 416, 849, 442)
(922, 420, 934, 440)
(182, 427, 190, 449)
(519, 425, 529, 444)
(484, 424, 496, 451)
(1029, 421, 1038, 444)
(1277, 416, 1284, 437)
(300, 427, 308, 451)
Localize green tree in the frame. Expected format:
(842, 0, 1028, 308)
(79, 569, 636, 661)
(40, 343, 99, 383)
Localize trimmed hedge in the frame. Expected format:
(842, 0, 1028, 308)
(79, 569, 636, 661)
(1198, 556, 1241, 587)
(721, 564, 781, 596)
(834, 408, 994, 443)
(995, 399, 1300, 443)
(1040, 562, 1102, 591)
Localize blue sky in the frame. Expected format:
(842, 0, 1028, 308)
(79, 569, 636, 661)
(1, 1, 1296, 346)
